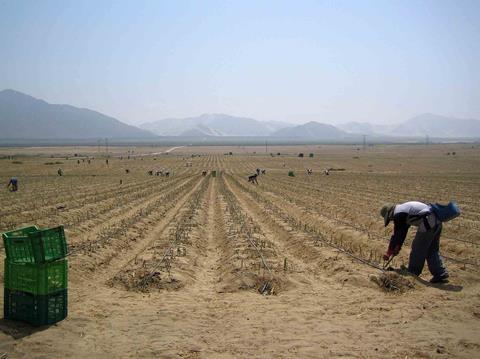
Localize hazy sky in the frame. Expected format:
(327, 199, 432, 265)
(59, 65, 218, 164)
(1, 0, 479, 125)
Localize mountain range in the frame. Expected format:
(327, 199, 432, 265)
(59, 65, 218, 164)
(1, 89, 480, 141)
(0, 89, 155, 139)
(337, 114, 480, 138)
(142, 113, 480, 139)
(391, 113, 480, 137)
(140, 114, 290, 136)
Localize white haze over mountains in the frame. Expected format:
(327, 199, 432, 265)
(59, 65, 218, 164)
(142, 113, 480, 139)
(1, 90, 480, 140)
(139, 114, 291, 137)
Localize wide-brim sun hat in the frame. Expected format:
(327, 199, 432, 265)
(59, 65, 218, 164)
(380, 204, 395, 227)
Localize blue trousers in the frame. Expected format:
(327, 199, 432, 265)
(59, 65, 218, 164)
(408, 223, 448, 277)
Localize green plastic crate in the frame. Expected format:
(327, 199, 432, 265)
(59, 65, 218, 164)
(4, 259, 68, 295)
(4, 289, 68, 327)
(2, 226, 38, 238)
(2, 226, 68, 264)
(211, 170, 217, 177)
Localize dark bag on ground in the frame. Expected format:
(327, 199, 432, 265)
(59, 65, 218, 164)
(430, 201, 461, 222)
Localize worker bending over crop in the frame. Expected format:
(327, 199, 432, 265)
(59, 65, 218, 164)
(380, 201, 449, 283)
(7, 177, 18, 192)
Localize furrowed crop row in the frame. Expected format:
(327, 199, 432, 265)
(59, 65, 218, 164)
(260, 175, 480, 244)
(0, 176, 162, 219)
(0, 169, 140, 203)
(218, 176, 284, 295)
(0, 176, 194, 232)
(0, 160, 188, 212)
(231, 174, 479, 270)
(68, 176, 201, 256)
(227, 174, 414, 271)
(270, 174, 480, 225)
(0, 175, 113, 203)
(64, 175, 196, 235)
(109, 176, 210, 291)
(264, 175, 479, 243)
(271, 175, 480, 249)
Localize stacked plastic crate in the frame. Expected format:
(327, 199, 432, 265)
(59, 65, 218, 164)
(2, 226, 68, 326)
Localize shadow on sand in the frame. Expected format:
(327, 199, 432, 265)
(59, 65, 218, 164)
(389, 267, 463, 292)
(0, 318, 50, 340)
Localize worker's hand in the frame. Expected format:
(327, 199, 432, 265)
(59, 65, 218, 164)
(383, 245, 401, 261)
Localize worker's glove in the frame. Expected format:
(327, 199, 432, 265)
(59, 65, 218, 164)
(383, 245, 401, 261)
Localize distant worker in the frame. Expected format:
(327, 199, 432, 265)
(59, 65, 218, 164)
(380, 201, 456, 283)
(324, 169, 329, 176)
(57, 168, 63, 176)
(202, 170, 207, 177)
(106, 159, 109, 165)
(7, 177, 18, 192)
(256, 168, 261, 175)
(248, 173, 258, 184)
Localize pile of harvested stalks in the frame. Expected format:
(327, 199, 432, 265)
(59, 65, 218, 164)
(371, 272, 415, 293)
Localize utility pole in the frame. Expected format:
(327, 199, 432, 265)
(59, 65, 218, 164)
(265, 139, 268, 154)
(105, 138, 109, 157)
(425, 134, 429, 146)
(362, 135, 367, 151)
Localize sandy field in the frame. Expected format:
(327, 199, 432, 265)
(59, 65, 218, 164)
(0, 144, 479, 358)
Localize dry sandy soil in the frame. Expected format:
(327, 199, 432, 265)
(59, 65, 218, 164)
(0, 144, 479, 358)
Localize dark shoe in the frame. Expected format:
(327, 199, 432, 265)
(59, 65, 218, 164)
(430, 273, 449, 284)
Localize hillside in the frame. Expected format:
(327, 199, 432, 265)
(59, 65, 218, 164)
(0, 89, 156, 139)
(337, 122, 396, 136)
(392, 113, 480, 137)
(140, 114, 291, 136)
(270, 121, 349, 139)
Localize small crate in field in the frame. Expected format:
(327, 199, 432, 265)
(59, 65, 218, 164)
(4, 289, 68, 326)
(2, 226, 68, 264)
(4, 259, 68, 295)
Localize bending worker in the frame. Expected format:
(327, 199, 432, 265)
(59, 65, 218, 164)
(380, 201, 449, 283)
(7, 177, 18, 192)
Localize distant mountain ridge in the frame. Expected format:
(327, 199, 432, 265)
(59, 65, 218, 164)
(0, 89, 156, 139)
(271, 121, 349, 139)
(336, 122, 396, 136)
(145, 113, 480, 140)
(392, 113, 480, 137)
(1, 89, 479, 141)
(338, 114, 480, 138)
(140, 114, 292, 136)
